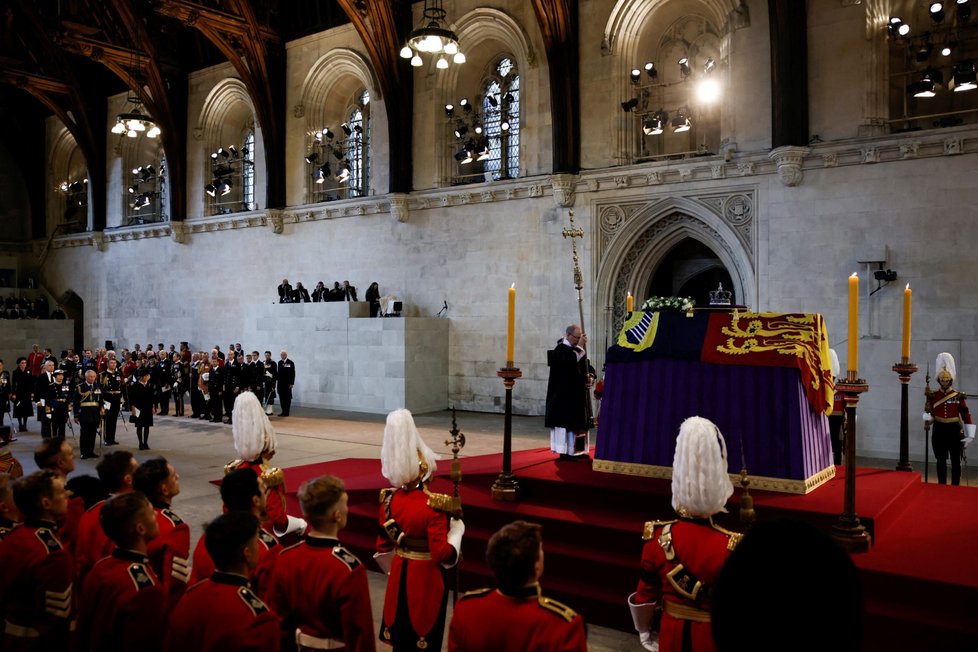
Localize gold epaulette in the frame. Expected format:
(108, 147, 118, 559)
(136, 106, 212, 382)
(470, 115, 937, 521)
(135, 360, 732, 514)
(379, 488, 395, 504)
(424, 488, 455, 513)
(710, 521, 744, 551)
(261, 467, 284, 488)
(538, 595, 578, 622)
(643, 519, 678, 541)
(224, 460, 244, 475)
(457, 587, 493, 601)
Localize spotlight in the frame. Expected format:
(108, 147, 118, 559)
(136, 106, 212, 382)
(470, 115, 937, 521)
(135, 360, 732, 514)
(703, 57, 716, 74)
(476, 141, 491, 160)
(227, 146, 238, 157)
(504, 92, 514, 104)
(460, 98, 472, 112)
(461, 150, 473, 164)
(642, 117, 655, 135)
(132, 166, 142, 175)
(486, 94, 498, 108)
(915, 43, 933, 62)
(697, 78, 721, 103)
(889, 17, 910, 36)
(909, 68, 943, 97)
(644, 62, 657, 79)
(621, 97, 639, 112)
(204, 183, 217, 197)
(314, 131, 324, 142)
(312, 167, 325, 183)
(474, 123, 483, 135)
(445, 104, 454, 117)
(341, 123, 352, 136)
(128, 184, 139, 194)
(672, 109, 691, 132)
(678, 57, 691, 78)
(454, 125, 468, 138)
(210, 152, 219, 160)
(305, 152, 319, 164)
(930, 2, 945, 22)
(501, 120, 510, 131)
(630, 68, 641, 83)
(942, 45, 953, 56)
(642, 112, 666, 135)
(354, 125, 363, 135)
(324, 128, 335, 140)
(218, 148, 230, 159)
(133, 194, 151, 210)
(337, 163, 351, 183)
(953, 61, 977, 91)
(218, 179, 232, 196)
(454, 149, 467, 162)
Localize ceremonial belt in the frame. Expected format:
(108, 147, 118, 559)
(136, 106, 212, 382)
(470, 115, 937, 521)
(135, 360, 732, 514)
(4, 620, 40, 637)
(395, 548, 432, 561)
(664, 600, 711, 623)
(296, 629, 344, 650)
(931, 392, 958, 409)
(934, 416, 962, 424)
(103, 391, 121, 395)
(80, 402, 99, 407)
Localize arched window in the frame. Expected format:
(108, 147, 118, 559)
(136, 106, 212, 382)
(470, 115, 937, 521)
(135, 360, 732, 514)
(346, 89, 369, 198)
(483, 57, 520, 180)
(306, 89, 369, 202)
(242, 131, 255, 210)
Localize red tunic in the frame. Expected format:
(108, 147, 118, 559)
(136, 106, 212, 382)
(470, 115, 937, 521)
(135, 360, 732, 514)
(927, 389, 972, 423)
(0, 520, 74, 651)
(189, 527, 282, 599)
(78, 548, 166, 652)
(448, 584, 588, 652)
(73, 498, 113, 583)
(163, 571, 281, 652)
(376, 486, 456, 649)
(57, 493, 86, 552)
(266, 536, 376, 652)
(146, 504, 190, 610)
(635, 519, 740, 652)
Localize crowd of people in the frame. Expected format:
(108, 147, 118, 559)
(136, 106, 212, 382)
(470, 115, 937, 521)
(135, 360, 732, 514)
(0, 341, 299, 454)
(1, 294, 66, 319)
(277, 279, 382, 317)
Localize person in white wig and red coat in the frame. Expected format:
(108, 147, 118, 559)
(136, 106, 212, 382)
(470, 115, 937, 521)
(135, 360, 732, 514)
(375, 408, 464, 652)
(225, 390, 306, 537)
(627, 416, 742, 652)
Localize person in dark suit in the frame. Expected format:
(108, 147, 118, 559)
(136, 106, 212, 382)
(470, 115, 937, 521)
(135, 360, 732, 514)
(293, 282, 311, 303)
(545, 325, 594, 460)
(35, 361, 56, 439)
(278, 279, 293, 303)
(312, 281, 328, 303)
(129, 367, 156, 450)
(277, 352, 295, 417)
(341, 280, 357, 302)
(328, 281, 343, 302)
(365, 282, 381, 318)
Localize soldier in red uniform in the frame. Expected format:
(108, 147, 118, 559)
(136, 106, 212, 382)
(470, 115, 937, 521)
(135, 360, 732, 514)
(78, 492, 167, 652)
(267, 474, 375, 652)
(190, 468, 281, 597)
(133, 457, 190, 609)
(0, 472, 23, 539)
(74, 451, 138, 583)
(925, 352, 974, 485)
(376, 409, 464, 651)
(448, 520, 587, 652)
(34, 437, 85, 550)
(628, 416, 741, 652)
(164, 512, 281, 652)
(225, 391, 306, 539)
(0, 470, 74, 651)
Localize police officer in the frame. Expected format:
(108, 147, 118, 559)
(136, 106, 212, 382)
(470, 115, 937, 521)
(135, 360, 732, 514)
(73, 369, 103, 459)
(99, 358, 124, 445)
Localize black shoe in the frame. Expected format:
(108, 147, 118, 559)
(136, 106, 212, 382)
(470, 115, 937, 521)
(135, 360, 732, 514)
(80, 453, 99, 460)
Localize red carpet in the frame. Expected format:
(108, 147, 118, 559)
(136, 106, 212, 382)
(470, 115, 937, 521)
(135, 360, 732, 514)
(280, 450, 978, 651)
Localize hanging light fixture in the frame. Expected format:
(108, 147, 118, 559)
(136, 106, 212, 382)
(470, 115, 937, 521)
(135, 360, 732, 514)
(110, 51, 160, 139)
(400, 0, 465, 68)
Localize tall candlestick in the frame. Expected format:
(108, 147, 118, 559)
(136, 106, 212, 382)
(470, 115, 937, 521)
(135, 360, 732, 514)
(848, 273, 859, 375)
(626, 291, 634, 313)
(901, 284, 912, 361)
(506, 284, 516, 365)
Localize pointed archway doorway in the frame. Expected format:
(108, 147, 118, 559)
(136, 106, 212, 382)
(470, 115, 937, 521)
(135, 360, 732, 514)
(646, 238, 734, 305)
(592, 193, 757, 372)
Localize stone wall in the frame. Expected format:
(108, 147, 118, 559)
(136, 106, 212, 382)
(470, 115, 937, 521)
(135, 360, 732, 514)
(0, 320, 75, 370)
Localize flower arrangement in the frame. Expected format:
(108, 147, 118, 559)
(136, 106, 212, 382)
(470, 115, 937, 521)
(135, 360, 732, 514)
(640, 296, 696, 315)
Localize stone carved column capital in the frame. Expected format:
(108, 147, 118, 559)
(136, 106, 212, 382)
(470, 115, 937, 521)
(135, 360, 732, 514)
(550, 174, 578, 208)
(768, 146, 810, 187)
(389, 194, 410, 223)
(91, 232, 106, 252)
(268, 210, 284, 234)
(169, 221, 187, 244)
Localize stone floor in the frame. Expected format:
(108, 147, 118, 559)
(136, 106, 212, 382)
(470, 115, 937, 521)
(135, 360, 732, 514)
(5, 405, 975, 651)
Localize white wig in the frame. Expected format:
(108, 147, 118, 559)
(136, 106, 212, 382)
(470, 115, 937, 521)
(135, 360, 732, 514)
(232, 391, 277, 460)
(828, 348, 840, 380)
(381, 408, 438, 487)
(671, 416, 734, 518)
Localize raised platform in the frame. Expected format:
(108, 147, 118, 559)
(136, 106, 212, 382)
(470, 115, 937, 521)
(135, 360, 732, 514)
(282, 449, 978, 651)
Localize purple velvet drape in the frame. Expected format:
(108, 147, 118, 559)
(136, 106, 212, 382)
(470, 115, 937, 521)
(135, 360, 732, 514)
(595, 358, 832, 481)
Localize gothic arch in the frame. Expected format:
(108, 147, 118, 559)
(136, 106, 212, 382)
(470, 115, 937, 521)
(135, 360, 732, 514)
(594, 196, 756, 350)
(48, 128, 85, 232)
(197, 78, 255, 153)
(602, 0, 739, 56)
(299, 48, 380, 128)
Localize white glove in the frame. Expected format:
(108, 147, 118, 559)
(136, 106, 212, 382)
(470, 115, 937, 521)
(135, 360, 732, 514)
(628, 593, 659, 651)
(639, 631, 660, 652)
(964, 423, 976, 448)
(923, 412, 933, 423)
(273, 515, 308, 538)
(373, 551, 394, 574)
(443, 518, 464, 568)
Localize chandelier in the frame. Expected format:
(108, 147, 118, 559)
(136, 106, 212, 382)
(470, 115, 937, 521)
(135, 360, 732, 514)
(110, 52, 160, 139)
(400, 0, 465, 69)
